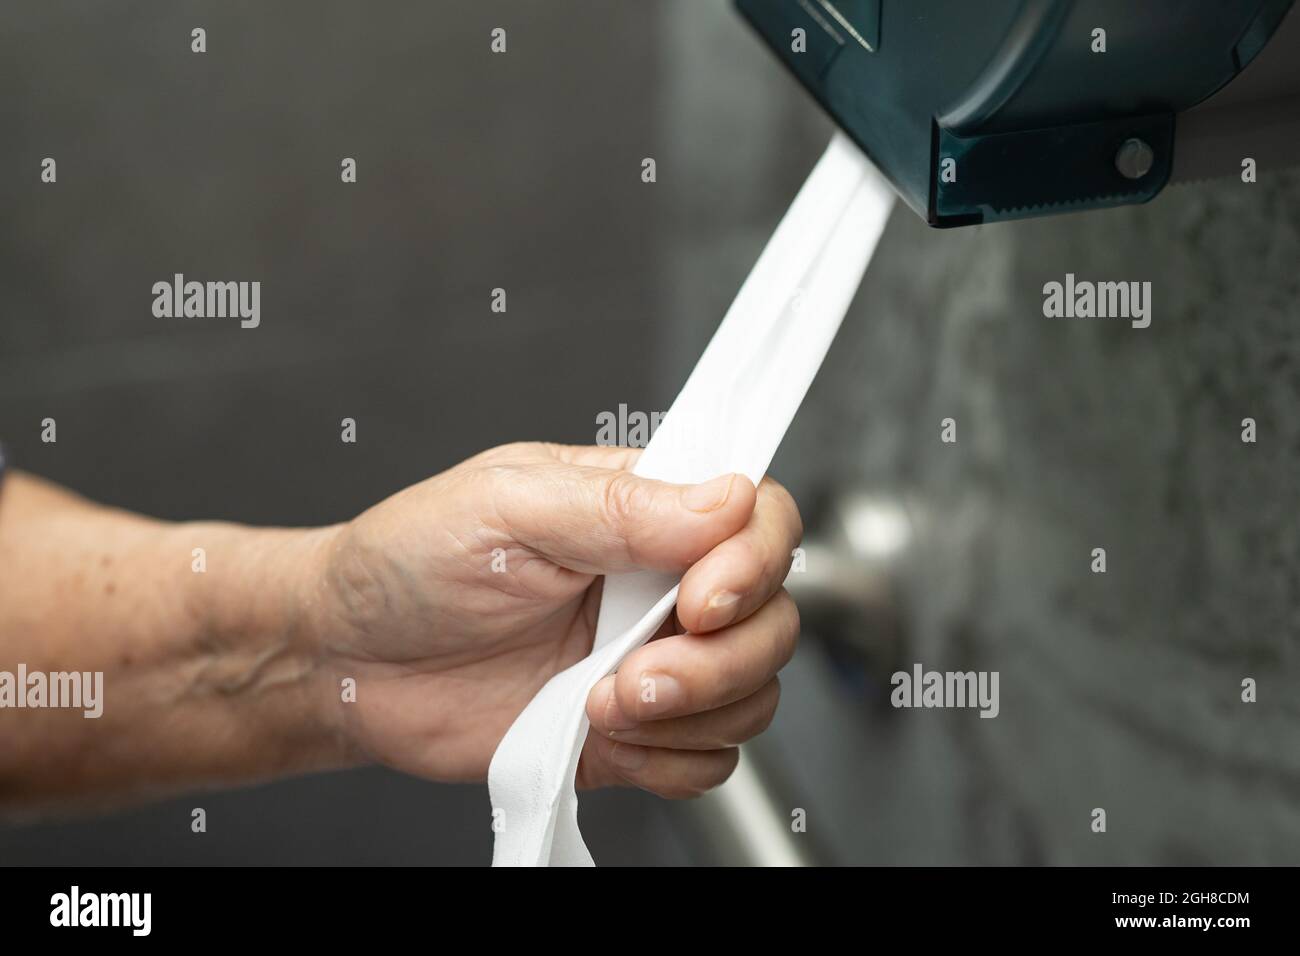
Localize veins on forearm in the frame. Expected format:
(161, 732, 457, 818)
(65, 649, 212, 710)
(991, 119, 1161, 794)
(168, 633, 318, 702)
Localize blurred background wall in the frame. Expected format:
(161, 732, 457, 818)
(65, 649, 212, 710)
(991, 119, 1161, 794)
(2, 0, 1298, 865)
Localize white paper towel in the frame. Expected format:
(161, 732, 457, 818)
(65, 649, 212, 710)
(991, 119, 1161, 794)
(487, 133, 894, 866)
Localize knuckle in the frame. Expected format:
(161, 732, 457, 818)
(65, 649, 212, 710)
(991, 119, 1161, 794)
(502, 440, 544, 458)
(658, 776, 713, 801)
(533, 441, 567, 460)
(475, 441, 535, 467)
(746, 679, 781, 738)
(766, 591, 800, 673)
(584, 688, 607, 729)
(702, 750, 742, 794)
(601, 471, 653, 532)
(731, 533, 766, 575)
(777, 588, 801, 641)
(656, 782, 702, 801)
(761, 478, 804, 543)
(716, 640, 752, 699)
(763, 587, 798, 633)
(693, 720, 736, 750)
(649, 750, 741, 800)
(478, 461, 524, 494)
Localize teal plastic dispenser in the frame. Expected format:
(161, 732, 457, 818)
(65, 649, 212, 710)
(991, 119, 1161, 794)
(736, 0, 1298, 226)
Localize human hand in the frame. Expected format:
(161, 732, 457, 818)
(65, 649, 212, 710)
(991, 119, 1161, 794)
(306, 441, 802, 798)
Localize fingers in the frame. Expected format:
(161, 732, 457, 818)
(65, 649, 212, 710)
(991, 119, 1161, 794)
(497, 462, 758, 575)
(593, 589, 799, 724)
(589, 675, 780, 749)
(677, 477, 803, 634)
(577, 588, 794, 797)
(578, 733, 740, 799)
(576, 594, 796, 798)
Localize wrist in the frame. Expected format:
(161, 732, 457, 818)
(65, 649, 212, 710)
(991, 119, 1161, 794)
(174, 519, 356, 779)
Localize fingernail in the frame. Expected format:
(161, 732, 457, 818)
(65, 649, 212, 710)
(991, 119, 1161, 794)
(636, 671, 684, 718)
(698, 589, 741, 631)
(682, 474, 735, 513)
(602, 681, 638, 732)
(609, 742, 649, 772)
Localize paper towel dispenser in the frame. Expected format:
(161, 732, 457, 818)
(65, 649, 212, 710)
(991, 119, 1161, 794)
(736, 0, 1300, 226)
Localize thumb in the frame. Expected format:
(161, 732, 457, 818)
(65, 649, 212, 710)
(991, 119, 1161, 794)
(499, 465, 757, 574)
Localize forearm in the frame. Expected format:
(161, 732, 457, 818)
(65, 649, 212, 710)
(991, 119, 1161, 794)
(0, 471, 348, 818)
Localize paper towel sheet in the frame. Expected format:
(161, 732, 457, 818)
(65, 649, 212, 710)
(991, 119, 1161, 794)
(487, 133, 894, 866)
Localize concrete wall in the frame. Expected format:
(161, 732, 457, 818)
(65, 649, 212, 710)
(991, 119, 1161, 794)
(661, 0, 1300, 864)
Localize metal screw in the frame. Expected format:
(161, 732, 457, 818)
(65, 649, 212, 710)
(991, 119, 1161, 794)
(1115, 137, 1155, 180)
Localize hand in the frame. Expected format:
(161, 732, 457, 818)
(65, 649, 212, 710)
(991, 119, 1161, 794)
(306, 441, 802, 799)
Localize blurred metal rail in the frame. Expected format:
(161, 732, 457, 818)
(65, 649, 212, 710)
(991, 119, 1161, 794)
(676, 488, 914, 865)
